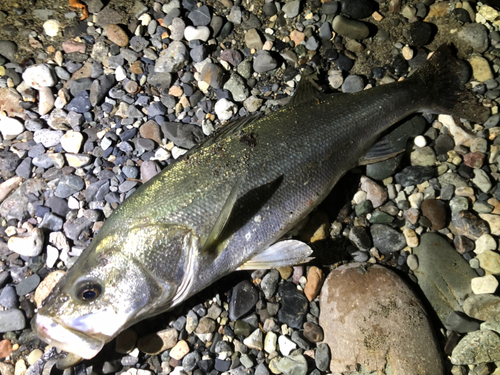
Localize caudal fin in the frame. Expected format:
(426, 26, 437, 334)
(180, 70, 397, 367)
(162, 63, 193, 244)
(408, 44, 490, 123)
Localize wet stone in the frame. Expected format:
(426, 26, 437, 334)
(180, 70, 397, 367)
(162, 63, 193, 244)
(452, 211, 489, 240)
(315, 343, 330, 372)
(278, 282, 308, 329)
(395, 166, 435, 187)
(229, 280, 258, 321)
(261, 270, 280, 300)
(420, 199, 446, 231)
(303, 322, 323, 342)
(370, 224, 406, 254)
(445, 311, 481, 333)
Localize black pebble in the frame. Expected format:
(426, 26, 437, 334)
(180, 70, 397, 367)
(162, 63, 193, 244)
(394, 166, 435, 187)
(229, 280, 259, 320)
(277, 282, 308, 329)
(407, 21, 434, 46)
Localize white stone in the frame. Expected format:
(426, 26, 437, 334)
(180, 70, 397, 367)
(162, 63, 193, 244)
(0, 117, 24, 140)
(8, 228, 44, 257)
(68, 196, 80, 210)
(438, 114, 475, 147)
(115, 65, 127, 81)
(471, 274, 499, 294)
(38, 86, 55, 116)
(243, 328, 263, 350)
(476, 250, 500, 275)
(278, 335, 297, 356)
(138, 13, 152, 26)
(264, 331, 277, 353)
(46, 245, 59, 268)
(60, 130, 84, 153)
(414, 135, 427, 147)
(43, 19, 61, 36)
(475, 234, 497, 254)
(214, 98, 237, 121)
(171, 146, 187, 159)
(184, 26, 210, 42)
(22, 64, 57, 88)
(353, 190, 367, 204)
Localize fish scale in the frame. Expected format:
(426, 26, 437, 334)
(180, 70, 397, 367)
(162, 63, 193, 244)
(34, 45, 489, 360)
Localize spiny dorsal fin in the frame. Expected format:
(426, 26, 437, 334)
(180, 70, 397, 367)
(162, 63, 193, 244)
(237, 239, 314, 270)
(286, 75, 325, 108)
(203, 177, 243, 253)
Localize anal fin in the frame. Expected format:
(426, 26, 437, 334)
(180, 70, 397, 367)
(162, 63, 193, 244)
(237, 240, 314, 270)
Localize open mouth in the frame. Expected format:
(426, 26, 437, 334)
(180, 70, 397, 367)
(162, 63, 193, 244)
(34, 314, 105, 360)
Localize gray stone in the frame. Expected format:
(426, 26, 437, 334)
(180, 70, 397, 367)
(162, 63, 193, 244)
(0, 309, 25, 332)
(155, 41, 189, 73)
(331, 15, 369, 39)
(413, 233, 477, 324)
(223, 73, 249, 102)
(451, 330, 500, 365)
(370, 224, 406, 254)
(55, 175, 85, 198)
(463, 294, 500, 322)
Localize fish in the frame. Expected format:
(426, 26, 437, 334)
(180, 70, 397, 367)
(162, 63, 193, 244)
(34, 44, 488, 360)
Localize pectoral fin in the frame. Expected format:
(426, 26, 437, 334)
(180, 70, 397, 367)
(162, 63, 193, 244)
(203, 178, 242, 253)
(237, 240, 314, 270)
(359, 136, 405, 165)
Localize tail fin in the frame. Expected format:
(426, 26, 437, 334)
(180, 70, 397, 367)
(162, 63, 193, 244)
(407, 44, 490, 123)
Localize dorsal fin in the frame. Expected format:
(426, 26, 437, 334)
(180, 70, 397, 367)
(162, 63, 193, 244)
(202, 177, 242, 253)
(287, 75, 325, 107)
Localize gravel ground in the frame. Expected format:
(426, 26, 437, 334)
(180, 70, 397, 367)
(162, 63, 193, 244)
(1, 0, 500, 374)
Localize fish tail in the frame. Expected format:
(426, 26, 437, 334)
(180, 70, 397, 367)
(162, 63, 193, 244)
(407, 44, 489, 123)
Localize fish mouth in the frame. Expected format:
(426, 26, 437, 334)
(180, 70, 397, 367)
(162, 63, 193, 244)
(34, 313, 105, 360)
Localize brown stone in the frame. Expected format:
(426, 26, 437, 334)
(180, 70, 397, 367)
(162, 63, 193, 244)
(319, 263, 443, 374)
(360, 176, 387, 208)
(130, 61, 143, 74)
(298, 211, 329, 243)
(304, 266, 323, 301)
(421, 199, 447, 231)
(452, 211, 490, 240)
(463, 152, 485, 169)
(61, 39, 86, 54)
(0, 339, 13, 358)
(107, 24, 129, 47)
(139, 120, 163, 144)
(0, 88, 25, 119)
(303, 322, 324, 342)
(290, 30, 305, 46)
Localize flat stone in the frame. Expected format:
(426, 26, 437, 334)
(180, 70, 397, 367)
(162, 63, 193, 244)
(413, 233, 477, 324)
(471, 275, 499, 294)
(0, 309, 25, 332)
(107, 24, 129, 47)
(229, 280, 259, 320)
(319, 263, 443, 374)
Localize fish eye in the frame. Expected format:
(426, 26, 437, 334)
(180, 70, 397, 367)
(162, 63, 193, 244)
(76, 282, 102, 302)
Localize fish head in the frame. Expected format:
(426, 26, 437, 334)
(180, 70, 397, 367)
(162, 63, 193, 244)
(35, 223, 199, 359)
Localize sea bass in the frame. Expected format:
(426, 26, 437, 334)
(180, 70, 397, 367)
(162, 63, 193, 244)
(34, 45, 486, 359)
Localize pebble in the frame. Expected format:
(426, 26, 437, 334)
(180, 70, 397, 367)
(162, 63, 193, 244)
(8, 228, 44, 257)
(214, 99, 238, 121)
(229, 280, 259, 320)
(476, 250, 500, 274)
(107, 24, 129, 47)
(271, 356, 305, 375)
(303, 322, 323, 342)
(0, 117, 24, 140)
(320, 263, 443, 374)
(253, 51, 278, 73)
(0, 339, 13, 358)
(471, 275, 498, 294)
(169, 340, 189, 360)
(261, 270, 280, 299)
(278, 335, 297, 356)
(331, 15, 370, 39)
(303, 266, 323, 301)
(315, 343, 330, 372)
(413, 233, 477, 324)
(277, 282, 308, 329)
(27, 349, 43, 365)
(469, 55, 494, 82)
(243, 328, 263, 350)
(370, 224, 406, 254)
(451, 330, 500, 365)
(479, 214, 500, 236)
(420, 199, 446, 230)
(453, 211, 489, 240)
(360, 176, 387, 208)
(43, 19, 61, 36)
(0, 309, 25, 332)
(283, 1, 300, 18)
(22, 63, 56, 88)
(184, 26, 210, 42)
(445, 311, 480, 333)
(60, 130, 83, 153)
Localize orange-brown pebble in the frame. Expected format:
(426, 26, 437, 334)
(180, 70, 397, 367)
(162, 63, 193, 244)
(107, 24, 129, 47)
(0, 339, 13, 358)
(304, 266, 324, 301)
